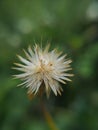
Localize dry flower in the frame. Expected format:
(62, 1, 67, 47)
(13, 44, 73, 97)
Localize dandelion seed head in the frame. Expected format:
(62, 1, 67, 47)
(13, 44, 73, 97)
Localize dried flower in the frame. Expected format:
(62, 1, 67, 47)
(13, 44, 73, 97)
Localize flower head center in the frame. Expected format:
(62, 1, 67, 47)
(38, 58, 53, 74)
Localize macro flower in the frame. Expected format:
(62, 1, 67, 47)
(13, 44, 73, 97)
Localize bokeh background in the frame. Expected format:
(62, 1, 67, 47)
(0, 0, 98, 130)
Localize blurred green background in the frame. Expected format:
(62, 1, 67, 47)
(0, 0, 98, 130)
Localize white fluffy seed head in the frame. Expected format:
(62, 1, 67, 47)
(13, 44, 73, 97)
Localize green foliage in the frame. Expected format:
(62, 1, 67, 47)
(0, 0, 98, 130)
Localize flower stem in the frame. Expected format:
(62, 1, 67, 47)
(40, 98, 59, 130)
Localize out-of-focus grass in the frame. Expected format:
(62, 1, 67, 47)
(0, 0, 98, 130)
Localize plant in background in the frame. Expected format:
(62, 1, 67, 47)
(13, 44, 73, 130)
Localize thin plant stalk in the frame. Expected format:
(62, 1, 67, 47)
(40, 96, 59, 130)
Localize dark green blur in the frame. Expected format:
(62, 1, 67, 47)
(0, 0, 98, 130)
